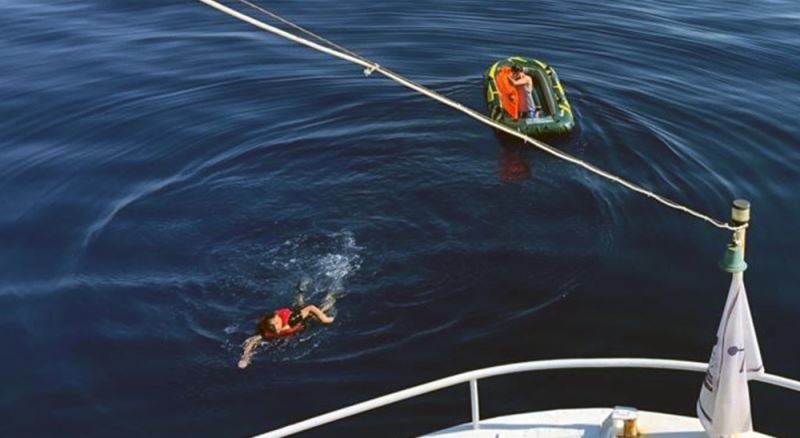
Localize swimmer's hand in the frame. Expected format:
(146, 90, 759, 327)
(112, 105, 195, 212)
(319, 315, 335, 324)
(238, 358, 250, 369)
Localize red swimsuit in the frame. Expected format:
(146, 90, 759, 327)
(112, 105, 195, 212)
(261, 308, 304, 339)
(275, 308, 292, 326)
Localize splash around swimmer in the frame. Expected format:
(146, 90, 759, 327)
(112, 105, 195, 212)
(238, 278, 336, 369)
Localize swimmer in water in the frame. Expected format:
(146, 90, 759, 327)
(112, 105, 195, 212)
(238, 280, 336, 369)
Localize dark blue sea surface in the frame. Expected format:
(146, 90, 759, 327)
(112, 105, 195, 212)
(1, 0, 798, 436)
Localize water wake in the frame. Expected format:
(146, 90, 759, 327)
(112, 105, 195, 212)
(225, 230, 362, 365)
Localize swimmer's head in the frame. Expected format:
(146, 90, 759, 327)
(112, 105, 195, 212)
(257, 313, 281, 336)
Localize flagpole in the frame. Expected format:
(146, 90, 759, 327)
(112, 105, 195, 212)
(701, 198, 761, 438)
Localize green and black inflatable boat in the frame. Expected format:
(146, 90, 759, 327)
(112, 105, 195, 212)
(484, 57, 575, 137)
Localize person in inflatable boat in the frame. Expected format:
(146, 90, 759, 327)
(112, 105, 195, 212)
(509, 65, 541, 119)
(238, 279, 336, 369)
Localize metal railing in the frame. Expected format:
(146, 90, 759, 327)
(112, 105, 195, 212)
(252, 357, 800, 437)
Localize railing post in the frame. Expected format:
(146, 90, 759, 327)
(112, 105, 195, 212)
(469, 379, 480, 430)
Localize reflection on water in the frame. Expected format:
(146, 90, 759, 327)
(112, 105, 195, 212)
(498, 142, 532, 183)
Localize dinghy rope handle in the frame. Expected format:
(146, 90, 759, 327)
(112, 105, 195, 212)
(198, 0, 747, 232)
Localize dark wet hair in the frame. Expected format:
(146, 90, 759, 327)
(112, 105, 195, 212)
(257, 313, 278, 336)
(511, 64, 523, 73)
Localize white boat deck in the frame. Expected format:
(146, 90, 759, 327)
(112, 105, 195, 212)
(423, 408, 771, 438)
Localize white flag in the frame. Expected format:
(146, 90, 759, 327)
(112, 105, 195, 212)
(697, 272, 764, 437)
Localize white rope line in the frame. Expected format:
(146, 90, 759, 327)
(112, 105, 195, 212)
(234, 0, 435, 94)
(199, 0, 745, 232)
(233, 0, 370, 64)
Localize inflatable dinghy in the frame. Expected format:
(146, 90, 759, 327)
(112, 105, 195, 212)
(484, 57, 574, 136)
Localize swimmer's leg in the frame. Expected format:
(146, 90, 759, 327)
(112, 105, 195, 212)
(296, 276, 311, 294)
(293, 276, 311, 307)
(320, 292, 336, 313)
(238, 335, 263, 369)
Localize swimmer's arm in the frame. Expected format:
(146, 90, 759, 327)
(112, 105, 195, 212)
(509, 77, 527, 86)
(301, 305, 335, 324)
(243, 335, 262, 352)
(238, 335, 262, 369)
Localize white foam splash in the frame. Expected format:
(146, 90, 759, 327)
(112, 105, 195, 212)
(315, 231, 361, 293)
(230, 230, 362, 366)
